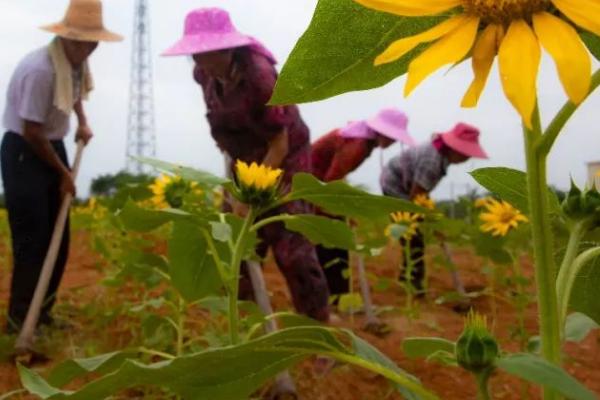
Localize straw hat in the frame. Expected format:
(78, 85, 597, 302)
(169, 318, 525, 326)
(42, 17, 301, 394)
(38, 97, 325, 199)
(40, 0, 123, 42)
(439, 123, 488, 159)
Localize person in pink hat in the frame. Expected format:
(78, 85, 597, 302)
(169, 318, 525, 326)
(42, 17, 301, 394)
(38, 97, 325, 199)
(381, 122, 488, 295)
(163, 8, 330, 322)
(311, 108, 415, 299)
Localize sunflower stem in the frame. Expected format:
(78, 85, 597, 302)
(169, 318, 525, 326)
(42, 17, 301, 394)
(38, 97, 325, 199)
(228, 208, 256, 345)
(538, 69, 600, 154)
(524, 105, 562, 400)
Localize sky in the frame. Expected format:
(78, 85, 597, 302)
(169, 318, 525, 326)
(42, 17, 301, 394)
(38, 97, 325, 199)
(1, 0, 599, 200)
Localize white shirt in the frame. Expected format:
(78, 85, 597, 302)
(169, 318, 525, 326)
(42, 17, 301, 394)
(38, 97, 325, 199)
(2, 46, 81, 140)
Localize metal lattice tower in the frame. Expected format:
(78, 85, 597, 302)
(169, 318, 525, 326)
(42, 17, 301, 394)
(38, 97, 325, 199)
(125, 0, 156, 174)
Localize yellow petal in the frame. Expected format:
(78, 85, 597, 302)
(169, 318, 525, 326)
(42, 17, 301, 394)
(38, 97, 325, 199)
(405, 16, 480, 96)
(498, 20, 541, 129)
(354, 0, 461, 17)
(533, 12, 591, 105)
(461, 24, 503, 107)
(375, 15, 467, 65)
(552, 0, 600, 37)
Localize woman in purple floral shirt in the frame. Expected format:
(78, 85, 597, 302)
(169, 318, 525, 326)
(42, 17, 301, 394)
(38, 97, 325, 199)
(164, 8, 329, 321)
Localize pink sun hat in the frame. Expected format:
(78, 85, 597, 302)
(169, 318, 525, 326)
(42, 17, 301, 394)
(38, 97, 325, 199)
(366, 108, 415, 146)
(162, 8, 272, 59)
(339, 121, 377, 139)
(440, 123, 488, 159)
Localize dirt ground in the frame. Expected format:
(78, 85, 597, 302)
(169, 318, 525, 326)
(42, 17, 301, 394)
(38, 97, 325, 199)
(1, 229, 599, 399)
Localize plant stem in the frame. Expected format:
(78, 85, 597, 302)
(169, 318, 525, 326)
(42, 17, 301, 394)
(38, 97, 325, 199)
(538, 69, 600, 154)
(176, 297, 185, 357)
(229, 209, 256, 345)
(556, 220, 589, 327)
(475, 369, 493, 400)
(557, 246, 600, 329)
(250, 214, 295, 232)
(523, 106, 562, 400)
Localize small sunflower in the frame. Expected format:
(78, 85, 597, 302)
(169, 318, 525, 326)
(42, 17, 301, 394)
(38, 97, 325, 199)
(474, 197, 494, 208)
(234, 160, 283, 207)
(149, 174, 198, 209)
(355, 0, 597, 127)
(479, 198, 528, 236)
(388, 211, 421, 239)
(413, 194, 436, 210)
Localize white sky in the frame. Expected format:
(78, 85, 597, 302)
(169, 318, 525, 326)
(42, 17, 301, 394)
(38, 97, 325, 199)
(1, 0, 599, 199)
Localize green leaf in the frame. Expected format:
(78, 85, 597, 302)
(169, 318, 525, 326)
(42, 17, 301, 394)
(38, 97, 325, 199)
(569, 252, 600, 325)
(136, 157, 228, 186)
(168, 220, 223, 301)
(19, 327, 437, 400)
(117, 200, 192, 232)
(48, 351, 136, 387)
(288, 173, 423, 220)
(271, 0, 444, 104)
(402, 337, 455, 360)
(581, 32, 600, 62)
(470, 167, 560, 214)
(338, 293, 364, 314)
(283, 214, 355, 250)
(564, 312, 600, 342)
(210, 221, 232, 243)
(496, 353, 597, 400)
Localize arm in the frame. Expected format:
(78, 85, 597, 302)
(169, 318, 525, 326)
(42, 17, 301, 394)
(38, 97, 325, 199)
(22, 120, 75, 196)
(324, 139, 370, 182)
(73, 99, 93, 145)
(261, 129, 289, 169)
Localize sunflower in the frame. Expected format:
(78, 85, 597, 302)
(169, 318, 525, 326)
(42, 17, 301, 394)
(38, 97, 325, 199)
(235, 160, 283, 207)
(413, 194, 436, 210)
(354, 0, 597, 127)
(388, 211, 421, 239)
(149, 174, 198, 209)
(474, 197, 494, 208)
(479, 198, 528, 236)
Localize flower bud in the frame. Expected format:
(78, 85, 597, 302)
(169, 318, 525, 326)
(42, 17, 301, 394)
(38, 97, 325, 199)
(561, 180, 600, 222)
(456, 311, 499, 373)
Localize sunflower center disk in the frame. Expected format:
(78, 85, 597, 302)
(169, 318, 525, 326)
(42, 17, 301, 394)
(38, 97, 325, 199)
(463, 0, 548, 24)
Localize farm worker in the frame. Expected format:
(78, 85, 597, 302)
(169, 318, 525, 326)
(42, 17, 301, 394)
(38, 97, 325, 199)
(381, 123, 488, 293)
(1, 0, 122, 333)
(162, 8, 330, 321)
(311, 108, 415, 300)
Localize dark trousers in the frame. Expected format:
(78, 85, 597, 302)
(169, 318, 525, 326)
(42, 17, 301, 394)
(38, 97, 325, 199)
(400, 230, 425, 290)
(1, 132, 70, 330)
(316, 245, 350, 299)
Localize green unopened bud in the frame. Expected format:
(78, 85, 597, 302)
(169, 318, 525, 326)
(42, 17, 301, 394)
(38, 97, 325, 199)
(561, 180, 600, 223)
(456, 311, 499, 373)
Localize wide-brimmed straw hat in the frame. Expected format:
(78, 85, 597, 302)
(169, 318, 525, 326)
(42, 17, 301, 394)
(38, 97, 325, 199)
(40, 0, 123, 42)
(439, 123, 488, 159)
(366, 108, 415, 146)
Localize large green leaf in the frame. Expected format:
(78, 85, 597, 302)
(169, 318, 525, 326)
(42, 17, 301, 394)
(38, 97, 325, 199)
(288, 173, 423, 219)
(470, 167, 560, 214)
(496, 353, 596, 400)
(19, 327, 438, 400)
(283, 214, 356, 250)
(402, 337, 455, 360)
(168, 220, 224, 301)
(569, 251, 600, 325)
(117, 200, 192, 232)
(271, 0, 444, 104)
(136, 157, 228, 186)
(48, 351, 136, 388)
(564, 312, 600, 342)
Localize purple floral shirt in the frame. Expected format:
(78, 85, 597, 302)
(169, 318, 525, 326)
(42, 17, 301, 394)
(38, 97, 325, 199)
(194, 47, 311, 190)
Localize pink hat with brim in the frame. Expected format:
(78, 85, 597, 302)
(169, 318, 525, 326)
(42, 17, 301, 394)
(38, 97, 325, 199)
(163, 8, 256, 57)
(440, 123, 488, 159)
(339, 121, 377, 139)
(366, 108, 415, 147)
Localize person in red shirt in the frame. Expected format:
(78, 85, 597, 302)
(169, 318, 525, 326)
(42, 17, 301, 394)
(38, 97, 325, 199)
(311, 108, 415, 301)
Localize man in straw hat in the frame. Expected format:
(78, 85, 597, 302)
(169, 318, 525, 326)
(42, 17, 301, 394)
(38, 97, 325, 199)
(1, 0, 122, 333)
(381, 123, 488, 296)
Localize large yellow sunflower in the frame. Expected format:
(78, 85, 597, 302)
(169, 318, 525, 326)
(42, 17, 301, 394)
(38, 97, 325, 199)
(479, 198, 528, 236)
(355, 0, 597, 127)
